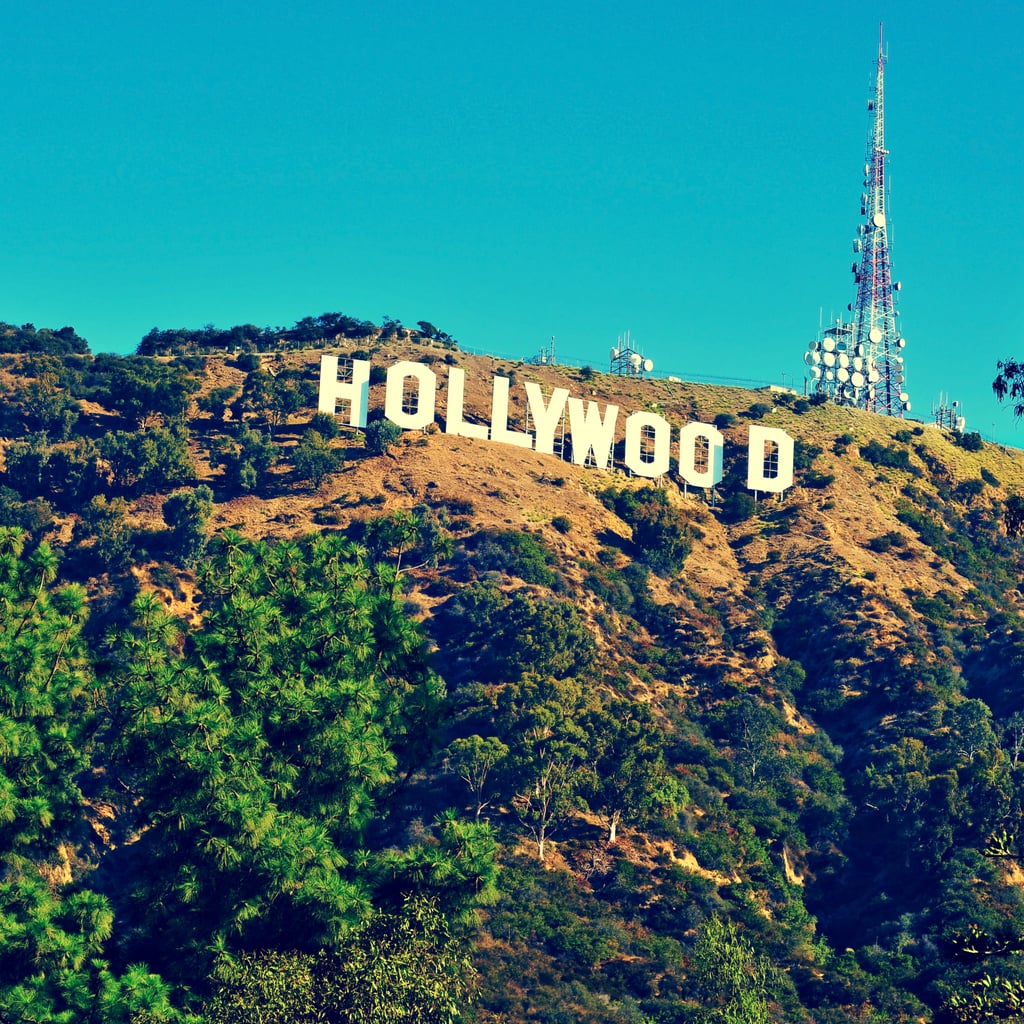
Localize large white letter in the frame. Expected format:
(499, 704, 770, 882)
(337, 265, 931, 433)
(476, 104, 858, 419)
(567, 398, 618, 469)
(524, 382, 569, 456)
(384, 361, 436, 430)
(490, 376, 533, 449)
(677, 422, 724, 488)
(624, 412, 672, 478)
(444, 367, 489, 440)
(318, 355, 370, 427)
(747, 424, 795, 493)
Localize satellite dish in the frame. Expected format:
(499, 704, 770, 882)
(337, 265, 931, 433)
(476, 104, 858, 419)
(873, 212, 886, 228)
(899, 392, 909, 402)
(868, 327, 883, 344)
(895, 281, 902, 291)
(803, 353, 817, 367)
(897, 337, 906, 348)
(825, 369, 835, 381)
(838, 353, 850, 368)
(852, 357, 864, 371)
(868, 369, 881, 383)
(643, 358, 654, 372)
(611, 348, 620, 360)
(809, 340, 820, 351)
(810, 366, 822, 379)
(903, 401, 912, 412)
(823, 337, 836, 352)
(629, 352, 642, 367)
(837, 367, 850, 383)
(851, 370, 866, 388)
(855, 343, 865, 357)
(823, 352, 836, 367)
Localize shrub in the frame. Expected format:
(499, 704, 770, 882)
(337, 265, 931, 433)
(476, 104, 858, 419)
(79, 494, 135, 571)
(600, 486, 692, 574)
(435, 583, 593, 682)
(551, 515, 572, 534)
(861, 439, 913, 471)
(713, 412, 736, 429)
(472, 528, 556, 584)
(365, 419, 402, 455)
(307, 412, 340, 439)
(0, 488, 55, 534)
(163, 485, 215, 566)
(429, 495, 475, 517)
(957, 478, 986, 503)
(294, 431, 344, 487)
(802, 471, 834, 489)
(212, 425, 277, 495)
(954, 430, 984, 452)
(793, 441, 822, 471)
(719, 491, 756, 524)
(234, 352, 261, 371)
(313, 508, 345, 526)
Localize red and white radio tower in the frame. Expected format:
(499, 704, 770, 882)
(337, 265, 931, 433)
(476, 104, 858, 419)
(804, 25, 910, 416)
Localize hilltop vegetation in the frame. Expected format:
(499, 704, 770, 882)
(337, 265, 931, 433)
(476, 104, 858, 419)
(3, 320, 1024, 1021)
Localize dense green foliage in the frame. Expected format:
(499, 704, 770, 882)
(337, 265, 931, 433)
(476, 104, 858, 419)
(0, 525, 495, 1021)
(136, 311, 456, 356)
(0, 322, 89, 354)
(600, 485, 693, 573)
(204, 895, 475, 1023)
(0, 528, 178, 1022)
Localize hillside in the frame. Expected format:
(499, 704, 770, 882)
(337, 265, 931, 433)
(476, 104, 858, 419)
(3, 333, 1024, 1022)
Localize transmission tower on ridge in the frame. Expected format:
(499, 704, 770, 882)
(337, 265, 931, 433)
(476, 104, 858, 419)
(803, 25, 910, 416)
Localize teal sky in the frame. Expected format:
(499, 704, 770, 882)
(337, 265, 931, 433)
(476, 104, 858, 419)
(5, 2, 1023, 444)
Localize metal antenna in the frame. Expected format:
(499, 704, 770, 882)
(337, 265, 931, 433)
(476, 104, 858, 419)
(802, 25, 910, 417)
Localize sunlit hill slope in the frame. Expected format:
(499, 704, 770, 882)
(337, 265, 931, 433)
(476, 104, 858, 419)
(4, 328, 1024, 1022)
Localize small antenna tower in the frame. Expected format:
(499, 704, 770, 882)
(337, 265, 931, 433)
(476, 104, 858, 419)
(609, 331, 654, 378)
(803, 24, 910, 417)
(932, 393, 966, 432)
(527, 336, 557, 366)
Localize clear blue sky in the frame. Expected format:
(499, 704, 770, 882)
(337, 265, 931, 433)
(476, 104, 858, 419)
(5, 2, 1023, 444)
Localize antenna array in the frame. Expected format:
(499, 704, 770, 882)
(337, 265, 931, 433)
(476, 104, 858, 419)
(803, 25, 910, 417)
(932, 393, 966, 433)
(609, 331, 654, 378)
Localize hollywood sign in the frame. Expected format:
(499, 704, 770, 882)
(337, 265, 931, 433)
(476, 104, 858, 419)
(318, 356, 795, 493)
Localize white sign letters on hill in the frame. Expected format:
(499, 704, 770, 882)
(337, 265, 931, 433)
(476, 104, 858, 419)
(318, 356, 794, 494)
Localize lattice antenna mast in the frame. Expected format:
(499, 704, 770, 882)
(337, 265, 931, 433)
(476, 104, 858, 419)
(852, 23, 908, 415)
(802, 26, 909, 416)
